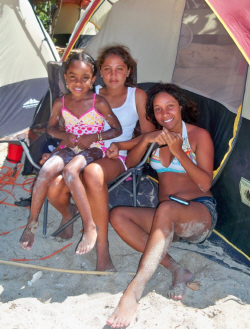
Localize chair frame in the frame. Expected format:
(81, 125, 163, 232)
(50, 142, 157, 237)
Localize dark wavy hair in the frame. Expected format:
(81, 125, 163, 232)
(146, 83, 198, 129)
(64, 51, 97, 76)
(97, 44, 137, 87)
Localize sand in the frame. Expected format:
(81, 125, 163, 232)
(0, 143, 250, 329)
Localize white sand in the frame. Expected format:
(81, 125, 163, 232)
(0, 146, 250, 329)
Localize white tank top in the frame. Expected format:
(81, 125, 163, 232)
(95, 85, 138, 157)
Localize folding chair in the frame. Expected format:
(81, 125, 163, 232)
(51, 141, 158, 237)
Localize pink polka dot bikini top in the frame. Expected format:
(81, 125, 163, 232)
(61, 93, 104, 139)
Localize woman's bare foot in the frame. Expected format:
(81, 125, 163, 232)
(20, 222, 38, 250)
(75, 226, 97, 255)
(107, 289, 139, 328)
(168, 267, 194, 300)
(56, 203, 78, 239)
(96, 242, 116, 272)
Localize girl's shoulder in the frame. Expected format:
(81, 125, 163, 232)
(135, 87, 146, 98)
(94, 93, 110, 111)
(135, 87, 147, 104)
(53, 95, 64, 109)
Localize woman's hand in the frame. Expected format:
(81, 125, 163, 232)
(163, 128, 183, 157)
(106, 142, 119, 159)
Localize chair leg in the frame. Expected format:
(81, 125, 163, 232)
(43, 198, 49, 237)
(132, 172, 137, 207)
(51, 212, 81, 237)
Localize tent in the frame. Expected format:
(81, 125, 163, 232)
(52, 0, 95, 47)
(57, 0, 250, 261)
(0, 0, 59, 138)
(12, 0, 249, 263)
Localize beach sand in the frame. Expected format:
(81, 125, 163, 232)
(0, 144, 250, 329)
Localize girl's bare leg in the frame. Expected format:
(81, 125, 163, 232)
(107, 201, 212, 328)
(20, 149, 74, 250)
(82, 158, 124, 271)
(63, 148, 103, 255)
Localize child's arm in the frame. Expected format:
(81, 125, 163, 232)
(106, 135, 143, 159)
(76, 96, 122, 150)
(47, 98, 77, 148)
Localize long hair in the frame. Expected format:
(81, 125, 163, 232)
(146, 83, 198, 129)
(97, 44, 137, 87)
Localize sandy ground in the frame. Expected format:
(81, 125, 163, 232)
(0, 143, 250, 329)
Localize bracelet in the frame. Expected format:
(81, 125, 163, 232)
(97, 133, 103, 141)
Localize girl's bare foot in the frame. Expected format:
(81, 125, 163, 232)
(168, 267, 194, 300)
(107, 289, 139, 328)
(20, 222, 38, 250)
(76, 226, 98, 255)
(56, 203, 78, 239)
(96, 242, 116, 272)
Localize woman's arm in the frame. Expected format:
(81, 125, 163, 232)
(125, 130, 169, 168)
(135, 88, 155, 133)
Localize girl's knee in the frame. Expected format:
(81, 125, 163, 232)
(83, 163, 105, 188)
(47, 175, 65, 199)
(62, 166, 77, 185)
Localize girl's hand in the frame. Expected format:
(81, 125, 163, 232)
(163, 128, 183, 157)
(40, 153, 51, 165)
(63, 133, 77, 148)
(76, 134, 96, 150)
(106, 142, 119, 159)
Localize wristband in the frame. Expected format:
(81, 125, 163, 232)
(97, 133, 103, 141)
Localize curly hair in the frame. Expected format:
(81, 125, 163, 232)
(97, 44, 137, 87)
(64, 51, 97, 77)
(146, 83, 198, 129)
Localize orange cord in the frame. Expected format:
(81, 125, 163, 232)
(0, 164, 36, 206)
(11, 243, 73, 262)
(0, 164, 73, 261)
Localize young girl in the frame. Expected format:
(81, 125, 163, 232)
(46, 45, 155, 271)
(107, 83, 217, 328)
(20, 51, 122, 253)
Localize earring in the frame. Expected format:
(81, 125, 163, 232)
(66, 84, 68, 89)
(90, 84, 93, 90)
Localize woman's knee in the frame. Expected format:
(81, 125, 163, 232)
(110, 207, 129, 231)
(154, 201, 176, 225)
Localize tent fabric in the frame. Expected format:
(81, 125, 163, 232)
(172, 4, 247, 114)
(205, 0, 250, 65)
(61, 0, 112, 61)
(0, 0, 59, 138)
(242, 71, 250, 120)
(26, 0, 250, 259)
(85, 0, 186, 84)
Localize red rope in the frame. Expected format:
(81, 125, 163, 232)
(11, 243, 73, 261)
(0, 165, 74, 262)
(0, 164, 36, 206)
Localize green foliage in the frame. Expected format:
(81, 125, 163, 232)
(33, 1, 57, 35)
